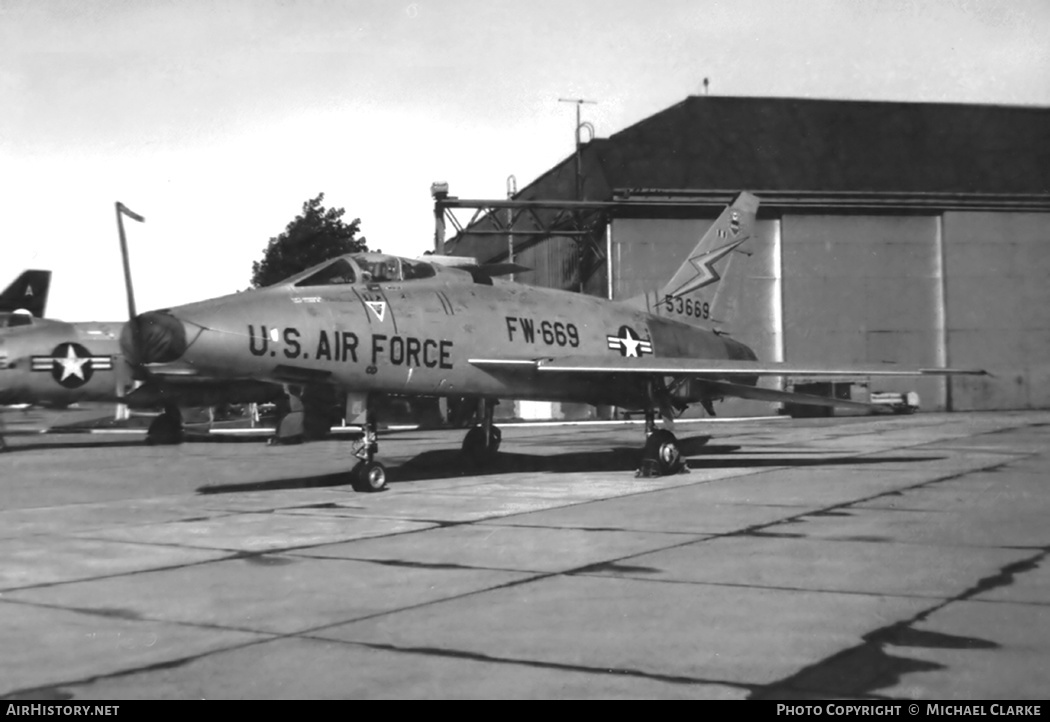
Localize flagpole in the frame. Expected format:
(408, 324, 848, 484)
(115, 202, 145, 321)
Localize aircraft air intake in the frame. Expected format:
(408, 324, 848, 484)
(121, 311, 188, 366)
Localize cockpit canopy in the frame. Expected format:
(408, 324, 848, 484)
(288, 253, 437, 288)
(1, 310, 34, 328)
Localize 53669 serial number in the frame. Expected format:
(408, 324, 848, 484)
(664, 295, 710, 319)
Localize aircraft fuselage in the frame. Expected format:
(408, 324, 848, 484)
(135, 262, 758, 410)
(0, 321, 121, 406)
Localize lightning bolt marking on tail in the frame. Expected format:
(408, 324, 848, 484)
(668, 238, 747, 298)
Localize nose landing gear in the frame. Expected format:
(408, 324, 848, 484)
(349, 402, 386, 492)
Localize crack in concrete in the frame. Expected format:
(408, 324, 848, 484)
(749, 547, 1049, 699)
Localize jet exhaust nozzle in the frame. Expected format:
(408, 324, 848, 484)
(121, 311, 188, 366)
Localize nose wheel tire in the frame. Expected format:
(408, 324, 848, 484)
(351, 460, 388, 492)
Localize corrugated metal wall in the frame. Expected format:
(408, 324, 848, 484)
(513, 233, 607, 297)
(942, 212, 1050, 410)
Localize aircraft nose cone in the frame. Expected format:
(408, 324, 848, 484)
(121, 311, 188, 365)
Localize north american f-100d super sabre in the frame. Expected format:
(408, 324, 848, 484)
(120, 192, 985, 491)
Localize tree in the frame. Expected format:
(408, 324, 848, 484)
(250, 193, 368, 288)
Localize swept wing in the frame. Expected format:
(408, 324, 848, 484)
(469, 356, 987, 377)
(469, 355, 987, 412)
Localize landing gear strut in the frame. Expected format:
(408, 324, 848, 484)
(461, 398, 501, 467)
(349, 397, 386, 493)
(146, 403, 184, 445)
(636, 384, 688, 478)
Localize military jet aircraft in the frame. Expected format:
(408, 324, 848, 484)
(0, 270, 51, 328)
(120, 192, 985, 491)
(0, 225, 280, 444)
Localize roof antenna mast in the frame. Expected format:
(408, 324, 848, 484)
(558, 97, 597, 199)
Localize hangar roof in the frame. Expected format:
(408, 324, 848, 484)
(539, 95, 1050, 199)
(633, 97, 1041, 194)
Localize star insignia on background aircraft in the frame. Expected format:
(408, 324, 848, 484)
(30, 342, 112, 388)
(606, 326, 653, 357)
(667, 236, 748, 298)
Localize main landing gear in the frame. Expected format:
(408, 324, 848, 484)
(637, 407, 687, 478)
(461, 398, 501, 467)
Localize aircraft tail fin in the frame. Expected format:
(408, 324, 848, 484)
(627, 192, 759, 333)
(0, 270, 51, 317)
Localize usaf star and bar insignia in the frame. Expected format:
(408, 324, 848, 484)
(31, 343, 113, 388)
(606, 325, 653, 358)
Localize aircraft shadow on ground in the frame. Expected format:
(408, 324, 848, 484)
(196, 433, 944, 495)
(0, 439, 152, 453)
(0, 432, 270, 453)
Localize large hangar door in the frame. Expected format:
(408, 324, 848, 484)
(781, 215, 945, 411)
(943, 212, 1050, 410)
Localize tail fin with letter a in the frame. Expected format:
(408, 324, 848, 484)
(0, 270, 51, 318)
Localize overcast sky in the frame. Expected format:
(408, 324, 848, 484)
(2, 0, 1048, 320)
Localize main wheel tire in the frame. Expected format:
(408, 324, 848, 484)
(351, 460, 388, 492)
(643, 429, 683, 476)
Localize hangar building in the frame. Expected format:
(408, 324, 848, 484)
(441, 96, 1050, 415)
